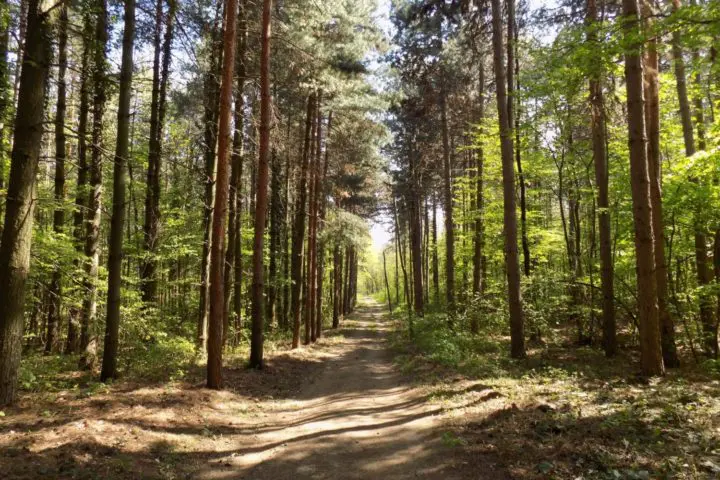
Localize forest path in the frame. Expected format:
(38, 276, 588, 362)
(207, 298, 466, 480)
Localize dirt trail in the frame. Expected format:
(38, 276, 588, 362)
(217, 299, 463, 479)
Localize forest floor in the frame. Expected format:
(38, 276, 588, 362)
(0, 300, 483, 479)
(2, 300, 720, 479)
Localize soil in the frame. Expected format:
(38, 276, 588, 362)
(0, 301, 489, 479)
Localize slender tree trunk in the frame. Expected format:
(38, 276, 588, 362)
(207, 0, 239, 386)
(81, 0, 109, 367)
(46, 4, 68, 354)
(431, 193, 439, 303)
(267, 149, 281, 328)
(315, 112, 332, 339)
(66, 14, 94, 355)
(142, 0, 176, 305)
(101, 0, 134, 382)
(409, 142, 424, 317)
(383, 249, 393, 313)
(587, 0, 617, 357)
(440, 82, 455, 312)
(472, 58, 486, 334)
(249, 0, 272, 367)
(0, 0, 53, 405)
(491, 0, 525, 358)
(0, 0, 10, 232)
(291, 94, 315, 348)
(621, 0, 664, 376)
(198, 12, 222, 351)
(232, 0, 247, 342)
(643, 0, 678, 366)
(333, 245, 342, 328)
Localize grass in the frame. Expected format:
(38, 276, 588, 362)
(390, 312, 720, 479)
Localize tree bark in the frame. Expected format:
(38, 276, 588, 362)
(491, 0, 525, 358)
(197, 10, 222, 351)
(586, 0, 617, 357)
(81, 0, 109, 367)
(142, 0, 176, 305)
(0, 0, 10, 233)
(643, 0, 678, 366)
(101, 0, 134, 382)
(621, 0, 664, 376)
(207, 0, 239, 386)
(249, 0, 272, 368)
(0, 0, 53, 405)
(46, 4, 69, 354)
(440, 81, 455, 313)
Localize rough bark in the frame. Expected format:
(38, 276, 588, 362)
(0, 0, 53, 406)
(491, 0, 525, 358)
(290, 94, 314, 348)
(141, 0, 176, 305)
(643, 0, 678, 366)
(101, 0, 134, 382)
(46, 4, 68, 354)
(621, 0, 664, 376)
(81, 0, 109, 366)
(586, 0, 617, 357)
(439, 81, 455, 312)
(249, 0, 272, 368)
(207, 0, 239, 386)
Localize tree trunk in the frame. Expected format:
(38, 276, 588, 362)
(81, 0, 109, 367)
(333, 245, 342, 328)
(46, 4, 68, 354)
(0, 0, 10, 234)
(587, 0, 617, 357)
(621, 0, 664, 376)
(100, 0, 134, 382)
(66, 14, 94, 355)
(291, 94, 315, 348)
(0, 0, 53, 405)
(440, 82, 455, 312)
(472, 58, 486, 334)
(491, 0, 525, 358)
(249, 0, 272, 368)
(409, 141, 424, 317)
(267, 149, 281, 328)
(383, 249, 393, 313)
(643, 0, 678, 366)
(207, 0, 239, 386)
(431, 193, 439, 303)
(198, 11, 222, 351)
(142, 0, 176, 305)
(315, 112, 332, 339)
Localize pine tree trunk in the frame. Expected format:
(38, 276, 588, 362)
(409, 142, 424, 317)
(315, 112, 332, 339)
(232, 0, 247, 343)
(431, 193, 439, 303)
(333, 245, 342, 328)
(267, 149, 281, 328)
(249, 0, 272, 368)
(207, 0, 239, 385)
(587, 0, 617, 357)
(67, 14, 94, 355)
(643, 0, 678, 366)
(291, 94, 315, 348)
(0, 0, 53, 406)
(101, 0, 134, 382)
(472, 58, 486, 334)
(491, 0, 525, 358)
(440, 83, 455, 312)
(621, 0, 664, 376)
(141, 0, 175, 305)
(81, 0, 109, 368)
(46, 4, 68, 354)
(0, 0, 10, 232)
(198, 13, 222, 351)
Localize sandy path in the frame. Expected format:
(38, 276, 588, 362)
(201, 300, 463, 480)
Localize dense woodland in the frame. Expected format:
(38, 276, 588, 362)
(0, 0, 720, 474)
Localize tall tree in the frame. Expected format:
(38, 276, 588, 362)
(249, 0, 273, 368)
(142, 0, 176, 305)
(621, 0, 664, 376)
(586, 0, 616, 357)
(490, 0, 525, 358)
(45, 3, 69, 354)
(101, 0, 135, 382)
(0, 0, 55, 405)
(207, 0, 239, 386)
